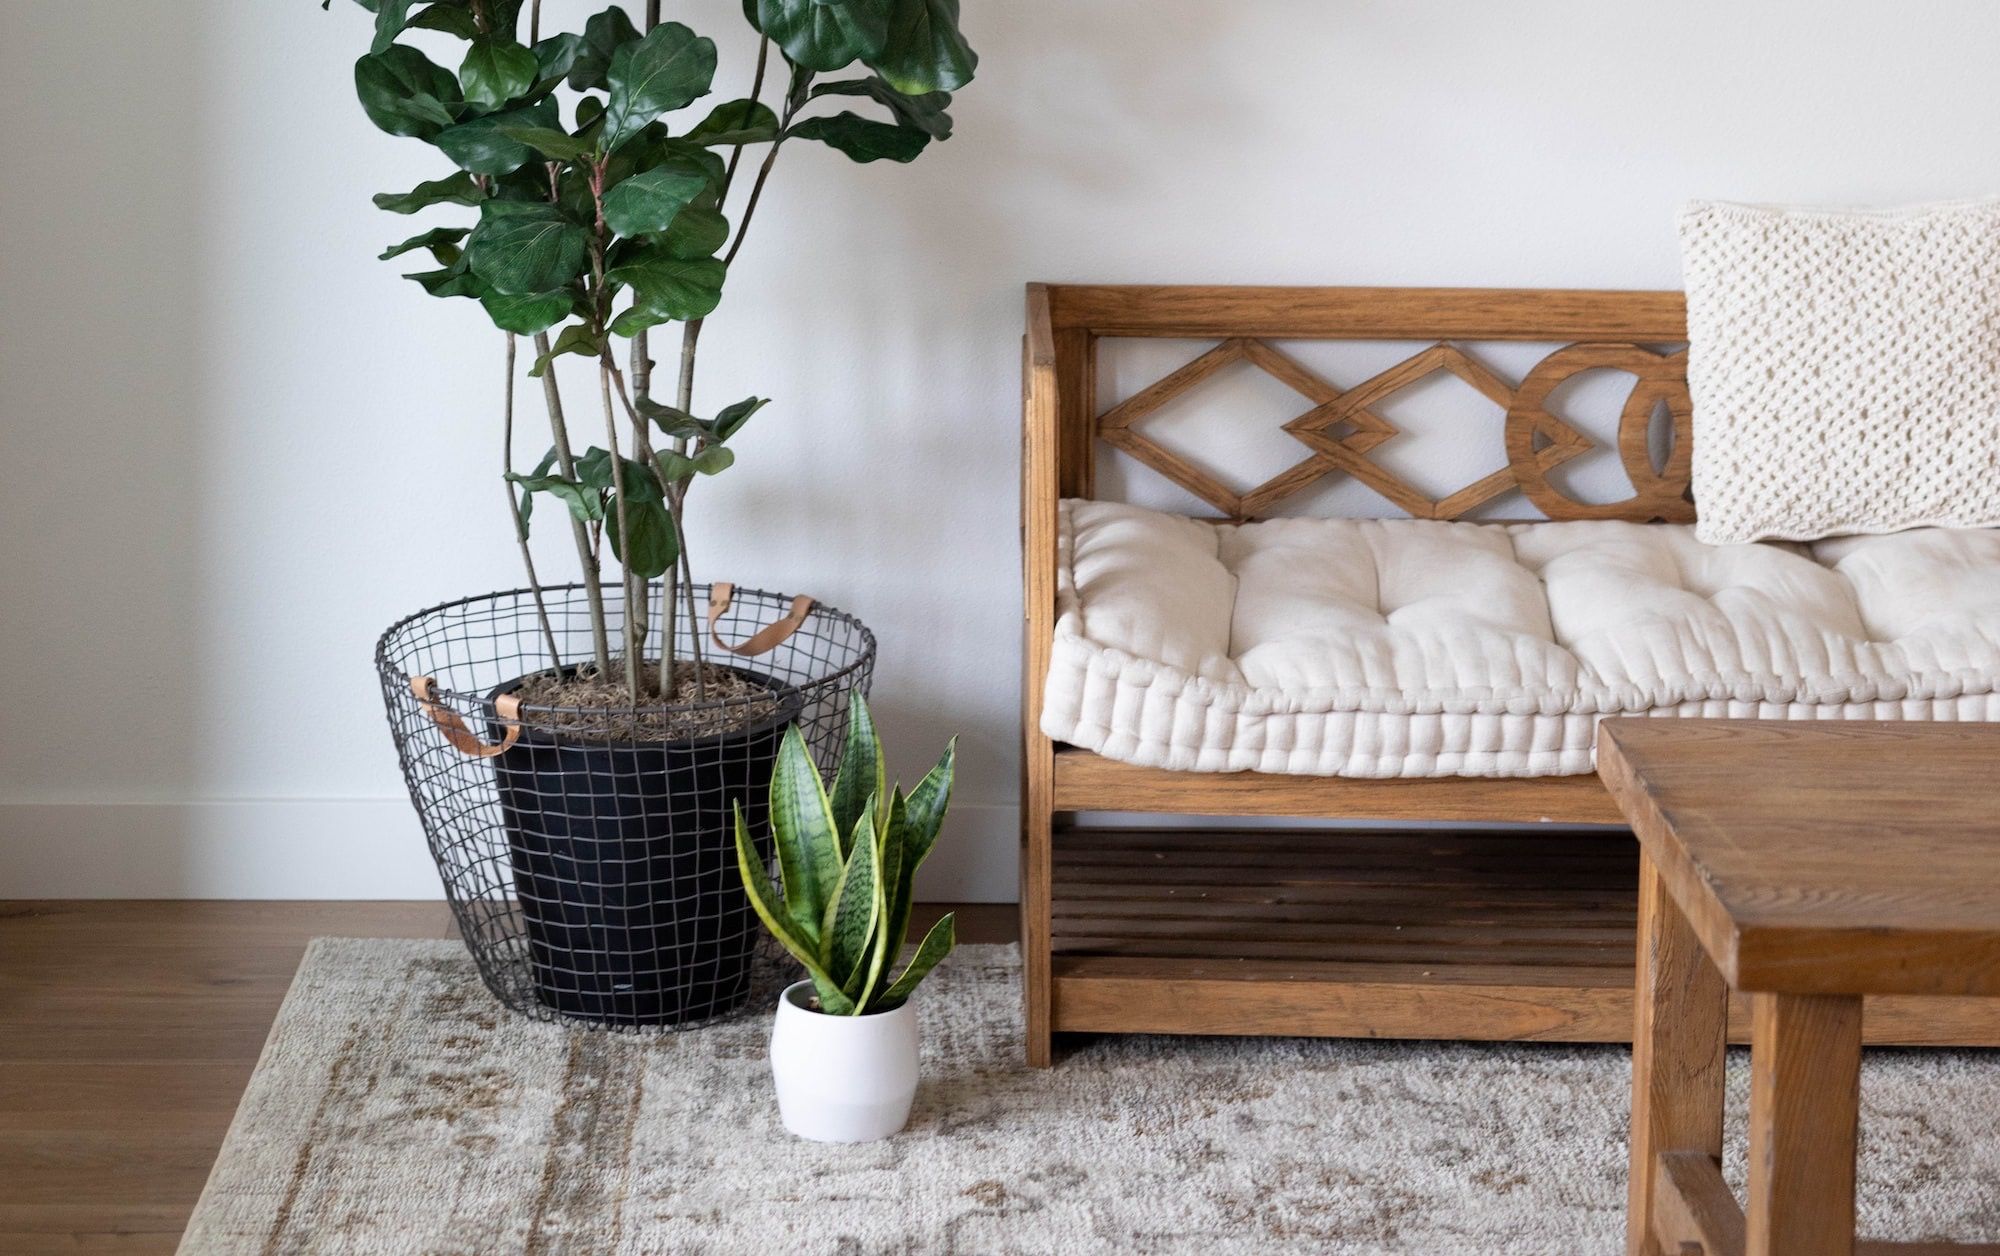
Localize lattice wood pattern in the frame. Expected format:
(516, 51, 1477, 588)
(1096, 335, 1694, 523)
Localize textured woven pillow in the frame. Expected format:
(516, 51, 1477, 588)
(1679, 198, 2000, 544)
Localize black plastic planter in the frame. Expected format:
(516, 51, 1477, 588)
(374, 583, 876, 1033)
(490, 668, 802, 1026)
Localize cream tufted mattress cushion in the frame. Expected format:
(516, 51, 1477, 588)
(1041, 499, 2000, 778)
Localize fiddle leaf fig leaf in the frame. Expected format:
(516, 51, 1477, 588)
(810, 75, 952, 138)
(661, 205, 729, 259)
(787, 112, 929, 163)
(504, 470, 603, 523)
(636, 397, 708, 442)
(566, 5, 639, 92)
(465, 200, 588, 294)
(753, 0, 887, 72)
(606, 247, 726, 330)
(511, 447, 558, 532)
(685, 98, 780, 146)
(600, 165, 711, 237)
(604, 493, 679, 578)
(870, 0, 976, 95)
(403, 256, 486, 298)
(353, 46, 462, 138)
(407, 3, 482, 40)
(459, 38, 539, 111)
(712, 395, 769, 441)
(479, 287, 571, 334)
(531, 32, 587, 86)
(378, 226, 467, 262)
(372, 171, 484, 213)
(496, 125, 594, 161)
(528, 323, 602, 377)
(603, 22, 718, 151)
(435, 98, 559, 175)
(370, 0, 415, 51)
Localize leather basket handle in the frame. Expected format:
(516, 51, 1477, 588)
(411, 675, 522, 758)
(707, 582, 815, 657)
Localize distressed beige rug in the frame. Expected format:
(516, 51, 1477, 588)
(182, 940, 2000, 1254)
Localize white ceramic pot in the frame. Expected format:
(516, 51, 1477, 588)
(768, 979, 919, 1142)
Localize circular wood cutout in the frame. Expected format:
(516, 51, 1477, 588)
(1504, 344, 1695, 522)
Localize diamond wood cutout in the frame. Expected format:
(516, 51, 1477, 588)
(1095, 337, 1692, 522)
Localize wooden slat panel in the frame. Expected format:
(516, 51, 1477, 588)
(1046, 284, 1687, 341)
(1053, 750, 1629, 822)
(1045, 828, 2000, 1047)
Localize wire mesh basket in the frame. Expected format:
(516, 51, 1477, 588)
(375, 582, 875, 1031)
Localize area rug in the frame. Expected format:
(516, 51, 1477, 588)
(181, 940, 2000, 1254)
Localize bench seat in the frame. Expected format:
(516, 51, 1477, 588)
(1042, 499, 2000, 778)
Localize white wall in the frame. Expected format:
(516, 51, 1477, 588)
(3, 0, 1998, 899)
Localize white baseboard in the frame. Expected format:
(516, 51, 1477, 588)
(0, 799, 1020, 902)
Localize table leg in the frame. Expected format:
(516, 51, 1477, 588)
(1628, 852, 1729, 1256)
(1746, 992, 1862, 1256)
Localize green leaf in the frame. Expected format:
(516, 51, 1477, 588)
(378, 226, 466, 262)
(603, 22, 718, 152)
(370, 0, 415, 52)
(496, 125, 595, 161)
(686, 98, 781, 146)
(787, 112, 929, 163)
(600, 165, 711, 237)
(863, 789, 907, 1007)
(502, 470, 603, 522)
(606, 247, 725, 330)
(880, 911, 954, 1005)
(769, 724, 843, 940)
(407, 3, 482, 40)
(810, 75, 953, 138)
(353, 46, 462, 138)
(712, 395, 768, 441)
(870, 0, 976, 95)
(604, 494, 678, 579)
(830, 692, 886, 840)
(460, 38, 538, 111)
(479, 288, 571, 334)
(820, 802, 880, 987)
(511, 447, 557, 532)
(403, 259, 486, 298)
(901, 736, 955, 869)
(661, 205, 729, 259)
(754, 0, 887, 72)
(566, 5, 639, 92)
(528, 323, 601, 377)
(372, 171, 484, 213)
(531, 32, 587, 86)
(435, 99, 559, 175)
(637, 397, 708, 442)
(734, 803, 853, 1012)
(466, 200, 588, 294)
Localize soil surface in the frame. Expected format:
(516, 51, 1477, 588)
(512, 661, 786, 741)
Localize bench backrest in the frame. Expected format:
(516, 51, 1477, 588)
(1023, 284, 1694, 525)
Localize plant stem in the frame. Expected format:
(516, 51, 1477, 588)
(597, 360, 642, 702)
(533, 330, 613, 677)
(502, 334, 562, 670)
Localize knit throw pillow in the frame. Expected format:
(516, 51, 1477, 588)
(1679, 198, 2000, 544)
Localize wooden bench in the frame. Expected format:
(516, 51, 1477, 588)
(1019, 283, 2000, 1066)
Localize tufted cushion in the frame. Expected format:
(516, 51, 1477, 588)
(1041, 500, 2000, 778)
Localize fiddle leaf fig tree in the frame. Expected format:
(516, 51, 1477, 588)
(322, 0, 977, 706)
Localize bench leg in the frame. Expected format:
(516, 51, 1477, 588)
(1628, 852, 1728, 1256)
(1021, 744, 1055, 1068)
(1747, 992, 1862, 1256)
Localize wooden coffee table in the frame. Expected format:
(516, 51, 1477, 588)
(1598, 719, 2000, 1256)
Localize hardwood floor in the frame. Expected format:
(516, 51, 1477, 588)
(0, 900, 1016, 1254)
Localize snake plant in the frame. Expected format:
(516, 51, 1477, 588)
(734, 694, 956, 1015)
